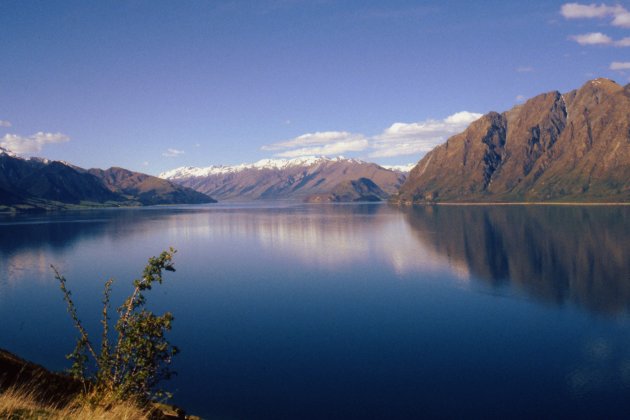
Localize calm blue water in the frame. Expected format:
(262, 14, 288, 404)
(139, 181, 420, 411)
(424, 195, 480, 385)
(1, 203, 630, 419)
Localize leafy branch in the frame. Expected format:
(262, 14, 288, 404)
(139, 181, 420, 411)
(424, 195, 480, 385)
(52, 248, 179, 405)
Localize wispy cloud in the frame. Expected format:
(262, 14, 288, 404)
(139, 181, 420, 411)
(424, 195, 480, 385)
(569, 32, 630, 46)
(162, 148, 185, 157)
(615, 37, 630, 47)
(516, 66, 535, 73)
(263, 131, 364, 151)
(610, 61, 630, 70)
(570, 32, 613, 45)
(561, 2, 630, 27)
(0, 132, 70, 154)
(263, 131, 369, 158)
(516, 95, 526, 102)
(561, 3, 621, 19)
(273, 138, 369, 158)
(369, 112, 483, 158)
(262, 111, 483, 159)
(612, 11, 630, 28)
(561, 3, 630, 72)
(0, 120, 11, 128)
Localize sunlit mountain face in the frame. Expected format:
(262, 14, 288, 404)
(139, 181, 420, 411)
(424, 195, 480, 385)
(160, 156, 406, 202)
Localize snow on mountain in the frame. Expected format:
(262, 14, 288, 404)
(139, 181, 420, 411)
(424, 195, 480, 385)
(0, 147, 17, 158)
(0, 148, 74, 168)
(159, 155, 407, 201)
(160, 156, 366, 180)
(381, 163, 416, 173)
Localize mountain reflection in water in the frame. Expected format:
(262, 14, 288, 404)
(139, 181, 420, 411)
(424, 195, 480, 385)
(2, 203, 630, 418)
(402, 205, 630, 315)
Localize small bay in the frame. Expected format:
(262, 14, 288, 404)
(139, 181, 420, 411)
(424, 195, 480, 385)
(1, 203, 630, 418)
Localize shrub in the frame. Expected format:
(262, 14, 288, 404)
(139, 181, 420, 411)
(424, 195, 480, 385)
(52, 248, 179, 405)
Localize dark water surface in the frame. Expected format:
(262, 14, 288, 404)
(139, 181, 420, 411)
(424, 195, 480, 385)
(1, 203, 630, 419)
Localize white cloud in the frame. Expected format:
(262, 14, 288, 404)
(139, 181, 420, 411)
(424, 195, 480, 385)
(262, 111, 483, 160)
(516, 66, 534, 72)
(0, 120, 11, 128)
(561, 3, 621, 19)
(274, 138, 369, 158)
(263, 131, 369, 158)
(561, 3, 630, 27)
(162, 148, 185, 157)
(444, 111, 482, 125)
(610, 61, 630, 70)
(612, 10, 630, 27)
(0, 132, 69, 155)
(369, 111, 483, 158)
(516, 95, 526, 102)
(262, 131, 363, 151)
(382, 163, 416, 173)
(570, 32, 613, 45)
(569, 32, 630, 47)
(616, 37, 630, 46)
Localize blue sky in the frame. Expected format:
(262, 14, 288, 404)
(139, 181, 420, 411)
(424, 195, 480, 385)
(1, 0, 629, 174)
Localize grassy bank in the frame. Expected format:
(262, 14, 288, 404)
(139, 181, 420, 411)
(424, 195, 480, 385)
(0, 348, 197, 419)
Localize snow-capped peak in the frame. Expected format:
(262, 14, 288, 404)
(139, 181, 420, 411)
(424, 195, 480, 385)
(159, 156, 366, 180)
(0, 148, 75, 168)
(0, 146, 17, 158)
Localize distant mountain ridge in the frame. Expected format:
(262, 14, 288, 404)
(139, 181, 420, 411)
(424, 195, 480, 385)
(0, 149, 215, 212)
(393, 78, 630, 203)
(160, 156, 407, 201)
(88, 167, 214, 206)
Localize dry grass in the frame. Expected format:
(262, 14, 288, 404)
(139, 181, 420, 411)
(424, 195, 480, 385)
(0, 386, 150, 419)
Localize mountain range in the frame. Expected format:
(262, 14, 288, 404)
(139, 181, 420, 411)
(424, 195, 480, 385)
(160, 156, 407, 202)
(0, 148, 215, 212)
(393, 78, 630, 203)
(3, 78, 628, 211)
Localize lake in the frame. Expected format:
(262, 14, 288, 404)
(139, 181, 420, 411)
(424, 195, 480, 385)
(1, 203, 630, 418)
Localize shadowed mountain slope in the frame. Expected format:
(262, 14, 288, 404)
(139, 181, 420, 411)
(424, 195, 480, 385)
(88, 167, 216, 205)
(0, 149, 215, 211)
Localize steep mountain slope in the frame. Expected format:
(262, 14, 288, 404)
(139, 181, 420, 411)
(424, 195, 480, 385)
(0, 149, 215, 211)
(88, 167, 216, 205)
(160, 157, 406, 201)
(1, 149, 122, 207)
(394, 78, 630, 203)
(18, 161, 123, 204)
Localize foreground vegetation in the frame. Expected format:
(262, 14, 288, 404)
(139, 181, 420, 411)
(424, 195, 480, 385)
(0, 386, 152, 419)
(0, 249, 195, 419)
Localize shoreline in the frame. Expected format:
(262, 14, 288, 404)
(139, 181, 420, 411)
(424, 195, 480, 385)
(390, 200, 630, 207)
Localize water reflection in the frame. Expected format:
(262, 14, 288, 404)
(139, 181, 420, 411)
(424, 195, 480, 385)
(3, 204, 630, 417)
(402, 205, 630, 314)
(176, 204, 449, 274)
(1, 205, 447, 287)
(0, 210, 154, 287)
(3, 204, 629, 316)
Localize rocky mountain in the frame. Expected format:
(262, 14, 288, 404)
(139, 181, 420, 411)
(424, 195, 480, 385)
(394, 78, 630, 203)
(0, 149, 215, 212)
(160, 156, 406, 201)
